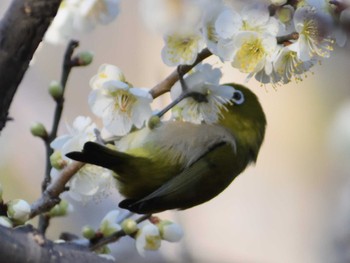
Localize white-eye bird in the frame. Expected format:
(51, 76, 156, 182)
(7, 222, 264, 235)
(66, 83, 266, 214)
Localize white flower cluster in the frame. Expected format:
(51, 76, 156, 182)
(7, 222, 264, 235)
(45, 0, 120, 45)
(86, 211, 184, 257)
(141, 0, 347, 85)
(89, 63, 242, 126)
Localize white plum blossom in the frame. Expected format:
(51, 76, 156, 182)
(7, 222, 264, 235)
(136, 223, 161, 256)
(254, 42, 315, 85)
(171, 63, 235, 124)
(215, 3, 279, 61)
(50, 162, 114, 204)
(306, 0, 348, 47)
(90, 64, 126, 90)
(201, 1, 227, 54)
(216, 3, 279, 38)
(88, 65, 153, 136)
(293, 5, 334, 61)
(89, 80, 153, 136)
(45, 0, 120, 45)
(161, 31, 205, 66)
(51, 116, 97, 158)
(67, 164, 114, 203)
(272, 43, 315, 83)
(231, 31, 277, 76)
(215, 8, 242, 41)
(214, 4, 279, 80)
(51, 116, 114, 203)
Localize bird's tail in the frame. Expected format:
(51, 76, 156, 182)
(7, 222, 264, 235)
(66, 141, 137, 171)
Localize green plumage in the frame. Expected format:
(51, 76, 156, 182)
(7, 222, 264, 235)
(66, 84, 266, 214)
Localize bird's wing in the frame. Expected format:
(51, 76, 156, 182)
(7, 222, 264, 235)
(119, 142, 237, 214)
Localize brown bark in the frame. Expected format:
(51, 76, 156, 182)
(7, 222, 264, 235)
(0, 0, 62, 131)
(0, 225, 111, 263)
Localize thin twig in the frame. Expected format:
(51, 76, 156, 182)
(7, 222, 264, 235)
(38, 40, 80, 235)
(149, 48, 212, 99)
(50, 40, 79, 140)
(276, 32, 299, 45)
(156, 66, 207, 118)
(31, 161, 85, 219)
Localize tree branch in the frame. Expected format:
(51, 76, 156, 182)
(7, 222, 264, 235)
(0, 0, 62, 132)
(149, 48, 212, 98)
(0, 225, 112, 263)
(30, 161, 85, 219)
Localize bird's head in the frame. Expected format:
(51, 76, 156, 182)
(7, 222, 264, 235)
(218, 83, 267, 162)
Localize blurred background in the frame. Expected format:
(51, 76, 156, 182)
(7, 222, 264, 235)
(1, 0, 350, 262)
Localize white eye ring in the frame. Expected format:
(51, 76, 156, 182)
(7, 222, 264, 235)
(232, 90, 244, 105)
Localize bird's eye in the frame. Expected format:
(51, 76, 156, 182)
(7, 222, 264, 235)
(232, 90, 244, 105)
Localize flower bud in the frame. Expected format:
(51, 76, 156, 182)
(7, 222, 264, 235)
(0, 216, 13, 228)
(158, 220, 184, 242)
(48, 200, 72, 217)
(82, 225, 96, 239)
(148, 115, 161, 129)
(30, 122, 48, 138)
(121, 218, 138, 235)
(75, 51, 94, 66)
(49, 81, 63, 101)
(50, 151, 67, 170)
(276, 5, 294, 24)
(7, 199, 31, 224)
